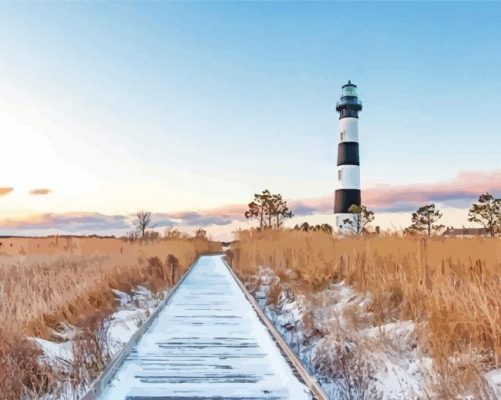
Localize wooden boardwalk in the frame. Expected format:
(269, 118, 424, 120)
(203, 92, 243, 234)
(84, 254, 325, 400)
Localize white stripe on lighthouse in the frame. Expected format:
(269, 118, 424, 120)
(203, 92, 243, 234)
(336, 165, 360, 190)
(335, 213, 357, 230)
(339, 117, 358, 143)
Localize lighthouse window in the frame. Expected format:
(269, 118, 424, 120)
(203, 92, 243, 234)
(340, 131, 344, 141)
(342, 86, 357, 97)
(338, 169, 342, 181)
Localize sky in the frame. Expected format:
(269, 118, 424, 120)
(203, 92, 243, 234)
(0, 2, 500, 240)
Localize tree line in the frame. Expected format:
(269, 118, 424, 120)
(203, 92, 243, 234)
(122, 190, 501, 240)
(244, 189, 501, 237)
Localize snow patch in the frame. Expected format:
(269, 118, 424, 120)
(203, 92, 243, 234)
(250, 266, 501, 399)
(32, 338, 74, 364)
(31, 286, 168, 399)
(486, 369, 501, 398)
(249, 267, 431, 399)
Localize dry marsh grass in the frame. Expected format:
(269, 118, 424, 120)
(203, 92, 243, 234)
(0, 236, 221, 399)
(228, 229, 501, 396)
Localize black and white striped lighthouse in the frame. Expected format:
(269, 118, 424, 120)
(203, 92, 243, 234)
(334, 81, 362, 233)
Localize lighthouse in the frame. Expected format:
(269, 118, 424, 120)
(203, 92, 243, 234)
(334, 81, 362, 233)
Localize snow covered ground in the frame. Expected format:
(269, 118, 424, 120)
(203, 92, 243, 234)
(248, 267, 501, 400)
(30, 256, 313, 400)
(30, 286, 168, 400)
(27, 262, 501, 400)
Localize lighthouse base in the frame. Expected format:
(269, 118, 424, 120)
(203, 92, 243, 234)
(334, 213, 361, 235)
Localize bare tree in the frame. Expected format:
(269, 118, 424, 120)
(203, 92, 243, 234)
(133, 211, 152, 239)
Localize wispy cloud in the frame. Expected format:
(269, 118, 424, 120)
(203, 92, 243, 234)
(0, 187, 14, 197)
(29, 188, 52, 195)
(0, 212, 129, 232)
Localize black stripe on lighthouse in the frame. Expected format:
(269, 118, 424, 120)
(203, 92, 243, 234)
(337, 142, 360, 166)
(334, 189, 361, 214)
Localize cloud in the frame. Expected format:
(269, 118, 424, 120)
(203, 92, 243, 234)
(0, 212, 129, 232)
(0, 187, 14, 196)
(146, 206, 246, 228)
(148, 213, 178, 228)
(289, 197, 332, 215)
(288, 169, 501, 214)
(176, 213, 235, 227)
(363, 169, 501, 212)
(29, 188, 52, 195)
(167, 206, 245, 226)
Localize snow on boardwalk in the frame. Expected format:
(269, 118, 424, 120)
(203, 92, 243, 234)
(95, 255, 313, 400)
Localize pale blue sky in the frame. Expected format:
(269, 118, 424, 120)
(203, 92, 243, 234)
(0, 2, 500, 236)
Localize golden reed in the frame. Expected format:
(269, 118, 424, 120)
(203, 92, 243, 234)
(229, 229, 501, 396)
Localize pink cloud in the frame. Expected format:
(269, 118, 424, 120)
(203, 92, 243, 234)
(0, 187, 14, 197)
(0, 212, 128, 232)
(285, 169, 501, 214)
(363, 169, 501, 210)
(29, 188, 52, 195)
